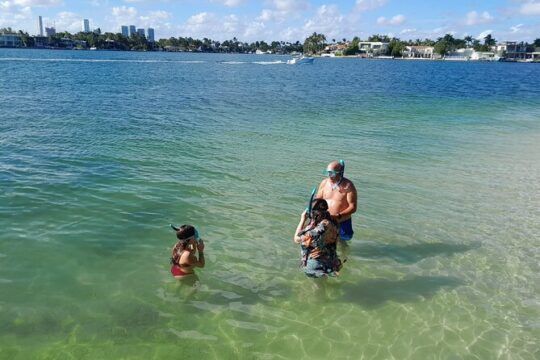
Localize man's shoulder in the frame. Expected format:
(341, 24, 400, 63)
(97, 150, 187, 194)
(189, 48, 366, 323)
(343, 178, 357, 192)
(318, 178, 329, 189)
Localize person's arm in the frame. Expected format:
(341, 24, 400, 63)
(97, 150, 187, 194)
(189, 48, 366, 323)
(195, 240, 205, 268)
(184, 240, 205, 268)
(337, 182, 358, 220)
(294, 211, 308, 243)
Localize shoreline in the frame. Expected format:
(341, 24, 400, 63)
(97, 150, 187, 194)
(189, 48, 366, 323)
(2, 47, 539, 63)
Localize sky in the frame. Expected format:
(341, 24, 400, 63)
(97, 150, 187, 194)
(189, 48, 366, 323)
(1, 0, 539, 42)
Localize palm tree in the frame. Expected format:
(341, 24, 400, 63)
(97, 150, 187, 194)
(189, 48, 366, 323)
(303, 32, 326, 55)
(464, 35, 473, 48)
(484, 34, 496, 47)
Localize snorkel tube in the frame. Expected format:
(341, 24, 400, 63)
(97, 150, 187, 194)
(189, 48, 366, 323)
(339, 159, 345, 175)
(306, 186, 317, 220)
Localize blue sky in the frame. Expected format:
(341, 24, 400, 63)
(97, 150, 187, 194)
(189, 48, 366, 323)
(1, 0, 539, 42)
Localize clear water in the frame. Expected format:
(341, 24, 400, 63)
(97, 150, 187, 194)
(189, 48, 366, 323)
(1, 49, 539, 359)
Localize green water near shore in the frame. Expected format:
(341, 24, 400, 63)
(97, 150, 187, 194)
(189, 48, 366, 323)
(1, 49, 539, 359)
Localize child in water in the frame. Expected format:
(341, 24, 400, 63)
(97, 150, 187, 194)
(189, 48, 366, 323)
(170, 224, 205, 278)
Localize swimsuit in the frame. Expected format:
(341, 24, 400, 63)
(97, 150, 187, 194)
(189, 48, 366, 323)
(170, 242, 193, 277)
(339, 218, 354, 241)
(170, 265, 192, 277)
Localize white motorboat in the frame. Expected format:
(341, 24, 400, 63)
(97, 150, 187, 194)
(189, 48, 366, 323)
(287, 55, 314, 65)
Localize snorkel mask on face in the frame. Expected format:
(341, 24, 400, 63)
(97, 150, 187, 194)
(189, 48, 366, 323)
(322, 159, 345, 177)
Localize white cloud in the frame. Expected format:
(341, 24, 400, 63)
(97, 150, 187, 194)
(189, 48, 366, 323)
(13, 0, 60, 5)
(112, 5, 137, 17)
(180, 12, 243, 40)
(377, 14, 406, 26)
(427, 27, 457, 39)
(277, 26, 303, 42)
(0, 1, 14, 10)
(0, 3, 32, 29)
(476, 29, 493, 40)
(211, 0, 245, 7)
(400, 28, 416, 35)
(258, 0, 309, 23)
(111, 5, 138, 24)
(242, 21, 268, 41)
(465, 11, 494, 26)
(222, 14, 241, 33)
(355, 0, 387, 12)
(266, 0, 309, 12)
(519, 1, 540, 15)
(139, 10, 172, 23)
(510, 23, 524, 33)
(108, 5, 171, 32)
(55, 11, 85, 33)
(303, 5, 346, 40)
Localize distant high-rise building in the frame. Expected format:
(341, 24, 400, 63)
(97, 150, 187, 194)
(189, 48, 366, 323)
(137, 28, 145, 37)
(38, 16, 43, 36)
(147, 28, 155, 42)
(45, 27, 56, 36)
(121, 25, 129, 37)
(129, 25, 136, 36)
(83, 19, 90, 33)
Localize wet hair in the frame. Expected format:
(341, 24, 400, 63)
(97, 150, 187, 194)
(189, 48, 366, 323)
(171, 225, 194, 265)
(176, 225, 196, 241)
(311, 199, 336, 226)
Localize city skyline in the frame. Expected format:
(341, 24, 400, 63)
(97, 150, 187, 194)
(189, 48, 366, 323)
(1, 1, 539, 42)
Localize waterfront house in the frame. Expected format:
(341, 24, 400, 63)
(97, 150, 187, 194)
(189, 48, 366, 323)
(445, 48, 474, 61)
(497, 41, 528, 60)
(0, 33, 22, 48)
(33, 36, 48, 48)
(60, 38, 74, 48)
(323, 42, 348, 56)
(470, 51, 499, 61)
(402, 46, 434, 59)
(358, 42, 389, 56)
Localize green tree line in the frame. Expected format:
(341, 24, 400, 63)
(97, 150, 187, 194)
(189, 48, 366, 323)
(2, 27, 539, 55)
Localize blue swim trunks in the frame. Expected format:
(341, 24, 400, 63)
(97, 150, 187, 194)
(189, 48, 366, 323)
(339, 218, 354, 241)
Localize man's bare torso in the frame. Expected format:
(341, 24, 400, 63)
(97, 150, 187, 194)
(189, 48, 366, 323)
(318, 178, 356, 220)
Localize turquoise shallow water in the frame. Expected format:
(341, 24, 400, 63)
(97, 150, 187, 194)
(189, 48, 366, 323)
(1, 49, 540, 359)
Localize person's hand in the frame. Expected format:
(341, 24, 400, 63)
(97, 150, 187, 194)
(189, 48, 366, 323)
(197, 239, 205, 253)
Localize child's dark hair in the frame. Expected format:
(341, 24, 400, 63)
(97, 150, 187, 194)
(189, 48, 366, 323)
(311, 199, 337, 226)
(176, 225, 196, 241)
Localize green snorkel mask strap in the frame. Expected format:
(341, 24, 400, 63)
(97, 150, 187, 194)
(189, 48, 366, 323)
(339, 159, 345, 175)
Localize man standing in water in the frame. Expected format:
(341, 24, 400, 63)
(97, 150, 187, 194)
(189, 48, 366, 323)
(317, 160, 357, 241)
